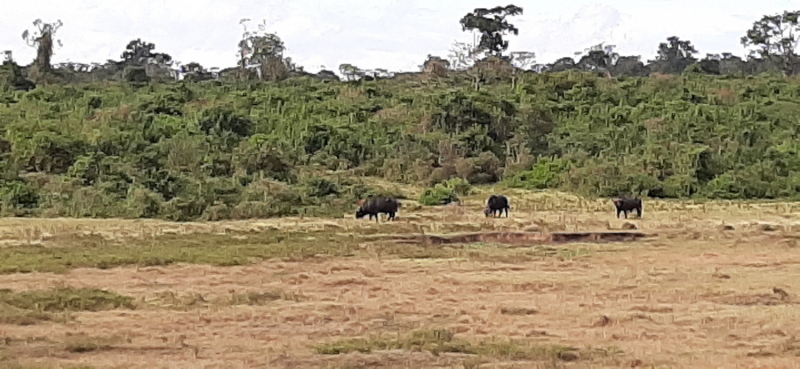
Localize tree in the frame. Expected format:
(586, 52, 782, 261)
(121, 39, 172, 67)
(338, 63, 363, 81)
(181, 62, 214, 82)
(575, 43, 618, 77)
(648, 36, 698, 74)
(611, 55, 650, 77)
(741, 10, 800, 75)
(237, 18, 294, 81)
(546, 57, 578, 73)
(22, 19, 63, 74)
(422, 55, 450, 77)
(458, 5, 523, 58)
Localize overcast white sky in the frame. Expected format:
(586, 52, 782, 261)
(0, 0, 796, 73)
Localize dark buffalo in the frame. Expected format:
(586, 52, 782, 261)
(484, 194, 510, 218)
(612, 196, 642, 218)
(355, 196, 400, 222)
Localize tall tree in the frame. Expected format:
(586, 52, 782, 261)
(458, 5, 523, 58)
(741, 10, 800, 75)
(121, 39, 172, 65)
(237, 18, 295, 81)
(575, 43, 618, 77)
(21, 19, 63, 74)
(648, 36, 698, 74)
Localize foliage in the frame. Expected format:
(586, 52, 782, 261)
(741, 10, 800, 75)
(21, 19, 63, 69)
(419, 178, 470, 206)
(459, 5, 523, 57)
(648, 36, 699, 74)
(3, 58, 800, 220)
(504, 157, 569, 190)
(121, 39, 172, 66)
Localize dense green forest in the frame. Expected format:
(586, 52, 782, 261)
(3, 7, 800, 220)
(3, 66, 800, 220)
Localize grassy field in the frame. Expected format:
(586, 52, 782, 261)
(0, 187, 799, 368)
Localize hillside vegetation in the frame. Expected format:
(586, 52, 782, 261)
(2, 64, 800, 220)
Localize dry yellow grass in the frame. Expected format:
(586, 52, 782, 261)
(1, 193, 800, 368)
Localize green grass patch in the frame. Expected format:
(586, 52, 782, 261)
(0, 287, 134, 325)
(0, 287, 134, 312)
(0, 230, 361, 274)
(313, 329, 615, 362)
(0, 226, 603, 275)
(141, 290, 305, 310)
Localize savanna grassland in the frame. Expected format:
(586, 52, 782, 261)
(0, 186, 799, 369)
(4, 49, 800, 368)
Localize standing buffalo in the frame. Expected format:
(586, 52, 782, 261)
(484, 194, 510, 218)
(355, 196, 400, 222)
(612, 196, 642, 218)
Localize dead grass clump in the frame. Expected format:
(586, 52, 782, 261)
(629, 305, 674, 313)
(64, 340, 114, 353)
(313, 329, 601, 362)
(228, 291, 304, 305)
(144, 292, 209, 310)
(593, 315, 613, 327)
(708, 292, 794, 306)
(499, 307, 539, 315)
(759, 223, 780, 232)
(711, 87, 739, 104)
(778, 336, 800, 356)
(337, 86, 365, 102)
(711, 268, 731, 279)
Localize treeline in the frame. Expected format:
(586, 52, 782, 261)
(5, 7, 800, 88)
(2, 62, 800, 220)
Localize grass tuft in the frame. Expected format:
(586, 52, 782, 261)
(0, 287, 134, 325)
(313, 329, 607, 361)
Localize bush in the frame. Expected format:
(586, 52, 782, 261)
(504, 157, 568, 190)
(419, 179, 466, 206)
(0, 180, 40, 210)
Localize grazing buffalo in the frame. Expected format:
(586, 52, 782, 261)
(612, 196, 642, 219)
(355, 196, 400, 222)
(484, 194, 510, 218)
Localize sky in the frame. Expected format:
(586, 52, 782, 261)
(1, 0, 797, 74)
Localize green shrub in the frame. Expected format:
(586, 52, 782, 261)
(504, 157, 568, 190)
(419, 182, 461, 206)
